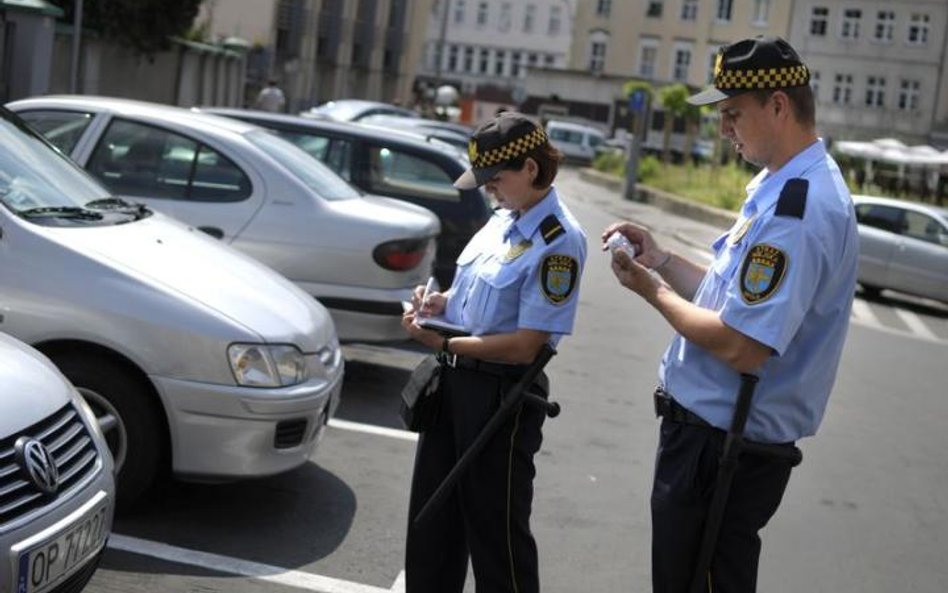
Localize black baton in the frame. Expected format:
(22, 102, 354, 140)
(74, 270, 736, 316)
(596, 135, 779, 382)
(688, 374, 803, 593)
(412, 343, 559, 528)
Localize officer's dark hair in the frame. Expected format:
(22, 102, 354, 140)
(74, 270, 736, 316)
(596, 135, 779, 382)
(501, 142, 564, 189)
(751, 85, 815, 128)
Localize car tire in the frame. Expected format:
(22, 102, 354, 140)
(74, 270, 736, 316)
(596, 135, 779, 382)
(860, 283, 883, 299)
(51, 352, 165, 508)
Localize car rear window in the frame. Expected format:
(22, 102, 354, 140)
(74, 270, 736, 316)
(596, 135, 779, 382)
(246, 130, 360, 201)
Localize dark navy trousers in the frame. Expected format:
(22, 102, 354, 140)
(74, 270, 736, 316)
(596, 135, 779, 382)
(405, 365, 547, 593)
(651, 420, 793, 593)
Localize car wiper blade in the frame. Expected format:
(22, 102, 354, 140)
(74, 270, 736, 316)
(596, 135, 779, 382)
(85, 197, 152, 220)
(19, 206, 103, 220)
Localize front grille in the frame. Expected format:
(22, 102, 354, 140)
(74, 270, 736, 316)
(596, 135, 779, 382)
(0, 404, 100, 525)
(274, 419, 308, 449)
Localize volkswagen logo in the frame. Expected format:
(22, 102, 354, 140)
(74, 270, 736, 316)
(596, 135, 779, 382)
(14, 437, 60, 495)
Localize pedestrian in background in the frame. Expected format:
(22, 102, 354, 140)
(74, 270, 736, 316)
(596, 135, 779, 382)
(255, 79, 285, 113)
(401, 112, 587, 593)
(604, 36, 858, 592)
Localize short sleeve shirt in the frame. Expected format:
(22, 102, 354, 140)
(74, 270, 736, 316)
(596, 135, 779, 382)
(443, 187, 587, 344)
(660, 140, 859, 443)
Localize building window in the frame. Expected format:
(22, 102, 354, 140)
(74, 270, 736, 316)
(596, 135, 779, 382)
(544, 54, 556, 67)
(681, 0, 697, 21)
(832, 74, 853, 105)
(589, 41, 607, 72)
(499, 2, 511, 32)
(549, 5, 562, 35)
(716, 0, 733, 22)
(907, 13, 930, 45)
(453, 0, 466, 24)
(448, 45, 459, 71)
(479, 48, 490, 73)
(524, 4, 536, 32)
(672, 44, 692, 81)
(810, 70, 820, 102)
(596, 0, 611, 18)
(841, 9, 861, 40)
(512, 52, 522, 76)
(463, 46, 474, 72)
(865, 76, 886, 108)
(495, 50, 506, 75)
(752, 0, 770, 25)
(476, 1, 488, 26)
(810, 7, 828, 36)
(639, 41, 658, 78)
(647, 1, 663, 18)
(874, 10, 895, 42)
(898, 79, 920, 111)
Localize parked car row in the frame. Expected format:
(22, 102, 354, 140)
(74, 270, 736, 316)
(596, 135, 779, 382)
(9, 96, 441, 343)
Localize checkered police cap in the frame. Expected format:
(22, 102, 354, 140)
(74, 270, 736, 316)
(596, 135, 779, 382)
(688, 36, 810, 106)
(454, 112, 549, 189)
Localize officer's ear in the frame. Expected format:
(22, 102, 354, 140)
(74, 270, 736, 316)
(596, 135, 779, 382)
(524, 157, 539, 184)
(771, 91, 791, 122)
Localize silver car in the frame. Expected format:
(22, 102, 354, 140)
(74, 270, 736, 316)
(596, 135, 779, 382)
(0, 105, 344, 504)
(7, 95, 440, 343)
(853, 195, 948, 303)
(1, 333, 115, 593)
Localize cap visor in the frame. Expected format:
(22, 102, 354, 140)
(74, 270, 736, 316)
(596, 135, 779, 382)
(687, 86, 731, 106)
(453, 164, 504, 189)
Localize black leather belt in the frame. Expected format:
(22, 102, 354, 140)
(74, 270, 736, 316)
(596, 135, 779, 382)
(654, 387, 711, 428)
(438, 352, 529, 378)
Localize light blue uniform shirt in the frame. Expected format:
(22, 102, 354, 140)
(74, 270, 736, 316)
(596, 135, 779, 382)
(660, 140, 858, 443)
(444, 187, 587, 344)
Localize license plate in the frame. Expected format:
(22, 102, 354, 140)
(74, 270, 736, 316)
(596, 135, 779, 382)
(16, 502, 109, 593)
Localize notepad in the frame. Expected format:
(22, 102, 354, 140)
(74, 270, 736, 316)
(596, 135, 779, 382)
(417, 316, 469, 337)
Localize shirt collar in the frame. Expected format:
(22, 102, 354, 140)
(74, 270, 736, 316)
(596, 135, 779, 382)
(507, 186, 558, 241)
(744, 139, 827, 215)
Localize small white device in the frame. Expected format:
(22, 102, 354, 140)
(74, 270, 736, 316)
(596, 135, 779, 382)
(606, 233, 638, 258)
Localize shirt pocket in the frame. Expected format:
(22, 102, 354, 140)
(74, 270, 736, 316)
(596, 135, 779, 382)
(473, 262, 523, 328)
(711, 242, 745, 285)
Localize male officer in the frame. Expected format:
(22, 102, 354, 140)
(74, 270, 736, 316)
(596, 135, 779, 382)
(604, 37, 858, 592)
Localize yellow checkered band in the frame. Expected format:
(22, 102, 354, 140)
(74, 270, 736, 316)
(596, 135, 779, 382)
(470, 127, 548, 169)
(715, 65, 809, 90)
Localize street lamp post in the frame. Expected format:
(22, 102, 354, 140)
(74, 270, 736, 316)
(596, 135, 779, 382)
(70, 0, 83, 93)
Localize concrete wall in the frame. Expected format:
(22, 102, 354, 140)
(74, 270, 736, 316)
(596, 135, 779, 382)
(47, 34, 245, 108)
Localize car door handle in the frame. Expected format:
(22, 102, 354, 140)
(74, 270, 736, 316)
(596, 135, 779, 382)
(197, 226, 224, 239)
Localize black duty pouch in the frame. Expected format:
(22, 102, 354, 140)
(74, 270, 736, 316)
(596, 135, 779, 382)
(399, 355, 443, 432)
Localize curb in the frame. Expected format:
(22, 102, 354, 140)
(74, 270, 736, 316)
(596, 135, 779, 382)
(578, 168, 738, 230)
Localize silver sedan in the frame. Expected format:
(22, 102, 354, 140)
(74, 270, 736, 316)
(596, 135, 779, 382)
(853, 195, 948, 303)
(8, 95, 441, 342)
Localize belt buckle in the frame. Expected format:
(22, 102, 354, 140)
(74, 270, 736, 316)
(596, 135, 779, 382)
(438, 351, 457, 368)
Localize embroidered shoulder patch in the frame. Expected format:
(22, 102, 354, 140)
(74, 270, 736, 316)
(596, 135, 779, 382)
(739, 244, 787, 304)
(539, 254, 578, 305)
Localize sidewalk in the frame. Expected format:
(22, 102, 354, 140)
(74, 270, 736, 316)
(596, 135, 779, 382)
(560, 167, 738, 252)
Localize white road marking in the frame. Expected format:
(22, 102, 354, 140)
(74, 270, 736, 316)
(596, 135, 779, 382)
(893, 307, 940, 342)
(108, 534, 402, 593)
(390, 571, 406, 593)
(850, 298, 881, 327)
(328, 418, 418, 442)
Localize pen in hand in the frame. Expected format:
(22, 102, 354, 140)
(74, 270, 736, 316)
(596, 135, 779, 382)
(419, 276, 437, 317)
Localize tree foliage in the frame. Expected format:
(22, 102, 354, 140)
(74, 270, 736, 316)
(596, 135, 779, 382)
(51, 0, 203, 56)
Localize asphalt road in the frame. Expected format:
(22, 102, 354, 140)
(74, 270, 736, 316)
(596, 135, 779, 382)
(85, 167, 948, 593)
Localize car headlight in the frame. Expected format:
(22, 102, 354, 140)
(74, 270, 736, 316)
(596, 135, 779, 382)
(228, 344, 307, 387)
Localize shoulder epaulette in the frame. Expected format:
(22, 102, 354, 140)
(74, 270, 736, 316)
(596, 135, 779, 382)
(775, 178, 808, 219)
(538, 214, 565, 244)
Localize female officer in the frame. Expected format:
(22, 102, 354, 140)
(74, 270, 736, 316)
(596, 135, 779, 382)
(401, 112, 587, 593)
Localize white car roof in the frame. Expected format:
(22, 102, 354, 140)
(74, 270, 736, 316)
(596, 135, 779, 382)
(853, 194, 948, 222)
(8, 95, 260, 137)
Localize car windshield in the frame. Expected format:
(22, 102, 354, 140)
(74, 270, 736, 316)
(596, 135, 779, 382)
(245, 129, 361, 200)
(0, 112, 111, 215)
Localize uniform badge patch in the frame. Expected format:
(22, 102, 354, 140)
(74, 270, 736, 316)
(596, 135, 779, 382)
(740, 244, 787, 304)
(540, 254, 578, 304)
(504, 240, 532, 262)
